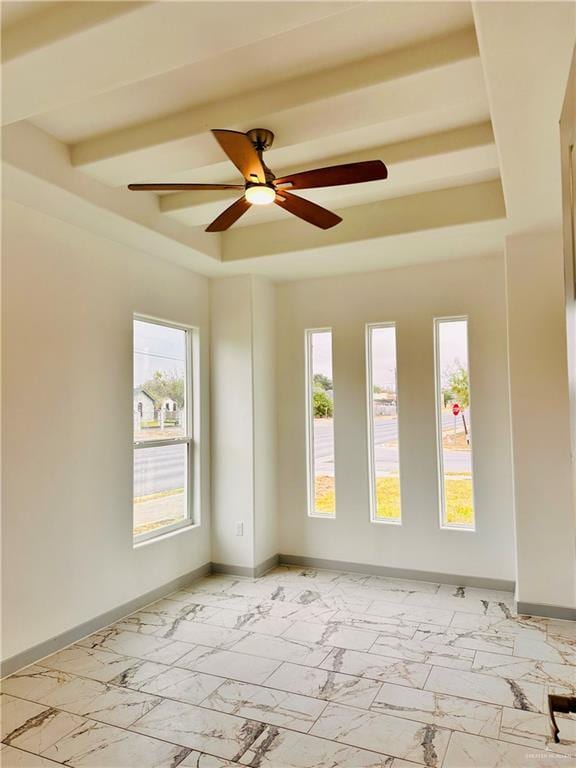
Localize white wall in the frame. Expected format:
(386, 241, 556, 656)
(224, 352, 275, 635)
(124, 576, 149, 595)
(276, 254, 516, 582)
(210, 276, 278, 570)
(210, 276, 255, 567)
(2, 201, 211, 662)
(252, 278, 278, 566)
(506, 231, 576, 608)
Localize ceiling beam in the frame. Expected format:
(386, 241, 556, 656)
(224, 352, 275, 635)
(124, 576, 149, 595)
(70, 27, 486, 186)
(2, 1, 351, 125)
(221, 179, 506, 261)
(2, 121, 221, 273)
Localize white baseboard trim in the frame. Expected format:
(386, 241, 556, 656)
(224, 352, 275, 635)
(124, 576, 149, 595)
(212, 554, 279, 578)
(279, 553, 516, 592)
(516, 602, 575, 621)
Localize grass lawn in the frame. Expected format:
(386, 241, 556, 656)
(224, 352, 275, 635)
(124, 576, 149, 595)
(313, 474, 474, 525)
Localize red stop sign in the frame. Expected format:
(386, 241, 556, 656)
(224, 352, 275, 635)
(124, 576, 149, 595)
(452, 403, 461, 416)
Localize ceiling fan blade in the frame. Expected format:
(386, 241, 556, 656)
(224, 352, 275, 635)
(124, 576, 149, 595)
(275, 160, 387, 190)
(275, 191, 342, 229)
(128, 183, 244, 191)
(205, 196, 251, 232)
(211, 129, 266, 183)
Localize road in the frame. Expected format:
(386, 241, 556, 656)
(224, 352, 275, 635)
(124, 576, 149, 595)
(313, 411, 471, 475)
(134, 410, 471, 497)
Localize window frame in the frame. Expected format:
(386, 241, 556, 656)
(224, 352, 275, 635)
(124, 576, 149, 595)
(305, 327, 336, 519)
(365, 322, 402, 525)
(133, 315, 196, 544)
(433, 315, 476, 532)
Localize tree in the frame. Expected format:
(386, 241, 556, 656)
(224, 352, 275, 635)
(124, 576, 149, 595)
(142, 370, 185, 408)
(446, 365, 470, 409)
(313, 390, 333, 418)
(313, 373, 332, 391)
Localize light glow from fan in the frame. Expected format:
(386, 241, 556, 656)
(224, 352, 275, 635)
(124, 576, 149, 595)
(245, 184, 275, 205)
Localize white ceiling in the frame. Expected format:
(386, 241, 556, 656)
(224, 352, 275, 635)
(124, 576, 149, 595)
(2, 1, 570, 280)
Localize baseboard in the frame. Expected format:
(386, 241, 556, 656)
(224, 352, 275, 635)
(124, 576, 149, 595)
(516, 602, 576, 621)
(279, 553, 516, 592)
(0, 562, 211, 679)
(212, 554, 279, 579)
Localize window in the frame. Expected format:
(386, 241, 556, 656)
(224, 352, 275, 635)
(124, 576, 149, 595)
(434, 317, 475, 529)
(133, 318, 194, 541)
(305, 329, 336, 517)
(366, 324, 401, 523)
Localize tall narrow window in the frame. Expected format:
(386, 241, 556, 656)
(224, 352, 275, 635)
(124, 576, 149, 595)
(306, 329, 336, 517)
(435, 317, 475, 529)
(133, 318, 194, 541)
(366, 324, 401, 523)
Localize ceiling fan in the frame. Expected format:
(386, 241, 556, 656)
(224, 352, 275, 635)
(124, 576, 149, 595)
(128, 128, 388, 232)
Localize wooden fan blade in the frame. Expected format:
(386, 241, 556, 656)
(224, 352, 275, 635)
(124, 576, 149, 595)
(275, 191, 342, 229)
(275, 160, 387, 190)
(206, 196, 251, 232)
(211, 130, 266, 183)
(128, 183, 244, 191)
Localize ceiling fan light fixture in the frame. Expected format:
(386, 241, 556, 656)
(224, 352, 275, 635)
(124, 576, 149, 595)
(245, 184, 275, 205)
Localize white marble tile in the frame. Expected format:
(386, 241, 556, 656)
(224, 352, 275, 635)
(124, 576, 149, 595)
(1, 695, 51, 742)
(112, 661, 222, 705)
(514, 634, 576, 665)
(2, 666, 77, 702)
(414, 623, 515, 655)
(545, 619, 576, 643)
(363, 576, 440, 595)
(42, 719, 190, 767)
(77, 628, 191, 664)
(329, 610, 418, 638)
(130, 698, 265, 759)
(260, 567, 344, 587)
(230, 632, 332, 667)
(472, 650, 576, 689)
(365, 601, 454, 627)
(264, 662, 382, 709)
(38, 645, 144, 683)
(197, 607, 294, 637)
(282, 621, 378, 652)
(319, 648, 430, 688)
(178, 751, 240, 767)
(370, 633, 475, 671)
(499, 707, 576, 753)
(176, 645, 281, 684)
(0, 745, 64, 767)
(310, 702, 451, 766)
(403, 592, 499, 616)
(443, 730, 574, 767)
(293, 590, 374, 615)
(238, 725, 395, 768)
(451, 612, 548, 637)
(154, 620, 249, 649)
(324, 585, 408, 606)
(116, 603, 221, 635)
(202, 679, 326, 732)
(425, 667, 545, 712)
(220, 581, 302, 602)
(372, 683, 501, 737)
(436, 584, 515, 604)
(0, 694, 85, 754)
(2, 666, 161, 728)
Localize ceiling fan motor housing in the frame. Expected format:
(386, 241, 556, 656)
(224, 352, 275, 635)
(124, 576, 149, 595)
(246, 128, 275, 152)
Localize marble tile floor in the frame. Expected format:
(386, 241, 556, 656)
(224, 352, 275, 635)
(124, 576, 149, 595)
(1, 566, 575, 768)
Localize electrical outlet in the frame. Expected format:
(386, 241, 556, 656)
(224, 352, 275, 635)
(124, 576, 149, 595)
(235, 521, 244, 536)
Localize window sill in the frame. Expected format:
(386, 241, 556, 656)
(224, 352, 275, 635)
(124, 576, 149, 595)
(133, 522, 200, 549)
